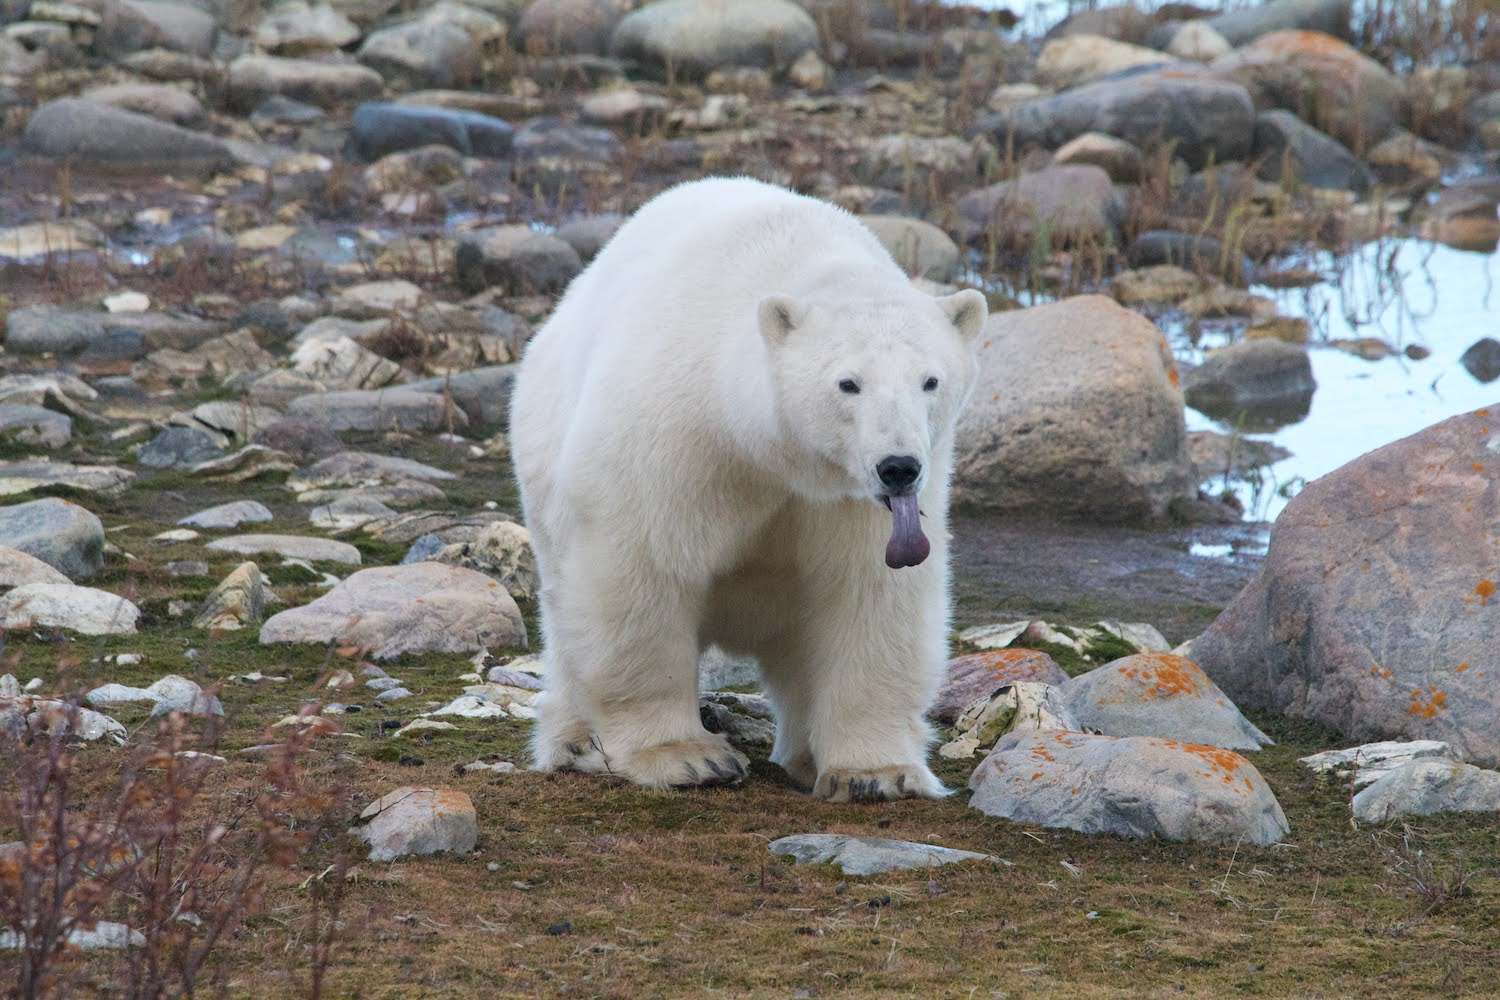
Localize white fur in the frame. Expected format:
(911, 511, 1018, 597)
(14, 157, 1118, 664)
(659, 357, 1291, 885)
(509, 177, 986, 800)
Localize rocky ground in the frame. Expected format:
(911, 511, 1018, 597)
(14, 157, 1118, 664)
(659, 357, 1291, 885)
(2, 0, 1500, 996)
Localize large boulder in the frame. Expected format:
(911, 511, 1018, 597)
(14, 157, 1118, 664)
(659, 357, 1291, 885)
(260, 562, 526, 659)
(1191, 408, 1500, 766)
(349, 102, 513, 159)
(1210, 30, 1404, 151)
(976, 69, 1255, 170)
(955, 164, 1119, 248)
(1253, 109, 1373, 193)
(0, 499, 105, 580)
(1034, 34, 1170, 90)
(0, 584, 140, 635)
(1060, 653, 1271, 751)
(968, 730, 1289, 845)
(610, 0, 819, 78)
(953, 295, 1192, 522)
(20, 99, 233, 175)
(1352, 759, 1500, 824)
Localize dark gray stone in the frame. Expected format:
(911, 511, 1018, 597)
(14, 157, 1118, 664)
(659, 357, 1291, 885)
(1183, 340, 1316, 430)
(20, 99, 234, 174)
(1460, 338, 1500, 383)
(404, 365, 517, 428)
(349, 102, 514, 160)
(138, 427, 225, 470)
(1253, 109, 1372, 193)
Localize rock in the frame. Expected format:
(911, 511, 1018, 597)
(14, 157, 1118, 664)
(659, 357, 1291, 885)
(260, 563, 525, 659)
(1188, 431, 1292, 478)
(554, 214, 625, 261)
(227, 55, 384, 112)
(1460, 338, 1500, 383)
(579, 86, 670, 128)
(1366, 130, 1447, 190)
(292, 337, 403, 390)
(286, 388, 467, 433)
(253, 420, 344, 463)
(932, 649, 1069, 724)
(1111, 265, 1203, 306)
(202, 531, 357, 565)
(1210, 30, 1404, 150)
(95, 0, 217, 58)
(1192, 408, 1500, 765)
(1419, 176, 1500, 252)
(146, 674, 223, 717)
(0, 499, 104, 580)
(139, 427, 225, 469)
(939, 682, 1079, 760)
(255, 1, 361, 53)
(349, 101, 514, 160)
(288, 451, 455, 493)
(189, 446, 296, 483)
(1253, 110, 1372, 193)
(977, 70, 1255, 171)
(0, 405, 71, 448)
(768, 835, 995, 876)
(170, 402, 283, 448)
(1061, 653, 1270, 751)
(955, 164, 1118, 247)
(1300, 739, 1460, 788)
(1183, 340, 1316, 428)
(0, 547, 71, 589)
(179, 500, 274, 531)
(1051, 131, 1144, 183)
(194, 562, 269, 631)
(609, 0, 819, 79)
(358, 5, 498, 89)
(517, 0, 631, 55)
(953, 295, 1191, 522)
(86, 683, 160, 709)
(364, 144, 466, 193)
(20, 99, 233, 175)
(856, 133, 982, 192)
(0, 921, 144, 951)
(353, 787, 478, 861)
(0, 462, 132, 497)
(699, 697, 773, 746)
(969, 731, 1289, 846)
(1166, 21, 1232, 61)
(6, 696, 128, 744)
(0, 584, 140, 635)
(1352, 759, 1500, 824)
(0, 221, 105, 261)
(859, 215, 960, 281)
(332, 280, 424, 318)
(430, 520, 537, 601)
(79, 82, 205, 128)
(957, 621, 1032, 650)
(310, 494, 398, 531)
(1204, 0, 1350, 47)
(455, 225, 582, 295)
(404, 366, 518, 429)
(1128, 230, 1251, 285)
(787, 47, 830, 90)
(1035, 34, 1170, 90)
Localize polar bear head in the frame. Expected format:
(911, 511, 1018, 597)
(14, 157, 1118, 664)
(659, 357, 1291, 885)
(757, 288, 986, 515)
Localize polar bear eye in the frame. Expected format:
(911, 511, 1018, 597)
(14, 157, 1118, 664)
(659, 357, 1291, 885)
(838, 379, 861, 395)
(923, 377, 939, 392)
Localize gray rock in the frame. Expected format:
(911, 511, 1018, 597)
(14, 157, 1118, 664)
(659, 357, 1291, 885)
(358, 6, 495, 89)
(403, 365, 517, 428)
(1205, 0, 1351, 47)
(1352, 759, 1500, 824)
(20, 99, 233, 175)
(374, 685, 412, 701)
(352, 786, 478, 861)
(0, 405, 71, 447)
(86, 683, 160, 709)
(979, 69, 1254, 172)
(1183, 340, 1316, 429)
(1035, 34, 1170, 90)
(287, 450, 456, 492)
(255, 1, 362, 53)
(1128, 230, 1253, 286)
(430, 520, 537, 601)
(0, 462, 132, 497)
(260, 562, 526, 659)
(856, 133, 981, 192)
(859, 215, 960, 281)
(969, 731, 1289, 846)
(226, 54, 384, 111)
(1165, 21, 1232, 61)
(455, 225, 583, 295)
(1052, 131, 1146, 183)
(1061, 653, 1271, 751)
(517, 0, 631, 56)
(401, 533, 445, 563)
(0, 498, 105, 580)
(0, 583, 140, 635)
(95, 0, 218, 59)
(1300, 740, 1459, 788)
(0, 921, 145, 951)
(699, 644, 759, 691)
(207, 534, 361, 565)
(80, 82, 206, 127)
(286, 388, 467, 433)
(194, 562, 269, 631)
(610, 0, 819, 78)
(349, 101, 514, 160)
(555, 213, 625, 260)
(769, 834, 995, 876)
(0, 546, 71, 589)
(933, 649, 1070, 724)
(954, 295, 1192, 522)
(290, 337, 403, 391)
(1460, 338, 1500, 383)
(146, 674, 223, 717)
(139, 427, 226, 469)
(179, 500, 274, 530)
(955, 164, 1119, 248)
(253, 419, 344, 463)
(1253, 110, 1372, 193)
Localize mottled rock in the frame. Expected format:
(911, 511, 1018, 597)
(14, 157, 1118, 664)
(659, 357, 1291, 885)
(932, 649, 1069, 724)
(358, 4, 499, 89)
(286, 388, 466, 433)
(353, 787, 478, 861)
(227, 55, 384, 111)
(144, 429, 223, 471)
(939, 682, 1079, 760)
(194, 562, 269, 630)
(969, 731, 1289, 845)
(609, 0, 818, 78)
(1035, 34, 1169, 90)
(292, 337, 403, 391)
(288, 450, 455, 492)
(430, 520, 537, 600)
(0, 462, 132, 497)
(0, 405, 71, 448)
(517, 0, 631, 55)
(455, 226, 582, 295)
(179, 500, 274, 530)
(1300, 739, 1459, 788)
(207, 534, 361, 565)
(1062, 653, 1270, 750)
(146, 674, 223, 717)
(255, 1, 361, 53)
(260, 562, 525, 659)
(0, 498, 104, 580)
(1352, 759, 1500, 824)
(769, 834, 995, 876)
(0, 583, 139, 635)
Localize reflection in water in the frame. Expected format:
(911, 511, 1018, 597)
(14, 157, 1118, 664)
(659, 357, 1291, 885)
(1184, 239, 1500, 521)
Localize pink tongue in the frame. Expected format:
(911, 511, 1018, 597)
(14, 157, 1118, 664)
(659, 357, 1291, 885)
(885, 494, 930, 569)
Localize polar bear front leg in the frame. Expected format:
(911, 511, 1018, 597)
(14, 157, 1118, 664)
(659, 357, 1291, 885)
(551, 552, 749, 789)
(801, 579, 948, 803)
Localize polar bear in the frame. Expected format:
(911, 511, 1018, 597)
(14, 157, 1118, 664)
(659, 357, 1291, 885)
(509, 177, 986, 801)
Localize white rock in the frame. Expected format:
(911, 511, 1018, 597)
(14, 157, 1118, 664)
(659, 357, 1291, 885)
(769, 834, 997, 876)
(1353, 758, 1500, 824)
(352, 787, 478, 862)
(1299, 740, 1459, 788)
(146, 675, 223, 717)
(85, 683, 160, 708)
(0, 921, 144, 950)
(0, 583, 140, 635)
(956, 621, 1030, 650)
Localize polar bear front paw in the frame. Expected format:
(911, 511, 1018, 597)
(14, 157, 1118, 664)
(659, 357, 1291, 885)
(813, 764, 947, 803)
(619, 736, 750, 789)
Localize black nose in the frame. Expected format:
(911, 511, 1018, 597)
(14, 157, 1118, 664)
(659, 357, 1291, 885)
(877, 455, 921, 492)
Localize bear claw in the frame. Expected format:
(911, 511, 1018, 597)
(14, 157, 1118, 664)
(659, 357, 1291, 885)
(813, 764, 946, 803)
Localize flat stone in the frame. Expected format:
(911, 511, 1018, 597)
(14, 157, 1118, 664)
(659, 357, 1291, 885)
(349, 101, 514, 160)
(0, 462, 133, 497)
(352, 786, 478, 862)
(0, 583, 140, 635)
(286, 389, 468, 433)
(207, 534, 361, 565)
(1300, 740, 1459, 788)
(969, 731, 1289, 846)
(1352, 759, 1500, 824)
(179, 500, 274, 530)
(0, 220, 105, 261)
(85, 683, 159, 708)
(20, 98, 233, 175)
(139, 427, 225, 469)
(1061, 653, 1271, 751)
(769, 834, 996, 876)
(226, 54, 384, 112)
(0, 498, 105, 580)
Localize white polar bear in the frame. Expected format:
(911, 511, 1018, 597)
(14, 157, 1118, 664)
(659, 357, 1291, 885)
(509, 177, 986, 801)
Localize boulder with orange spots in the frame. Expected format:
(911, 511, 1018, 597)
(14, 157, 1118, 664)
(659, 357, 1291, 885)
(1191, 407, 1500, 766)
(1061, 653, 1271, 751)
(931, 648, 1069, 723)
(968, 730, 1289, 846)
(952, 295, 1193, 522)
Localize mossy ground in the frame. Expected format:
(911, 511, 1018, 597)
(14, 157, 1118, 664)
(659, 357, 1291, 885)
(3, 437, 1498, 1000)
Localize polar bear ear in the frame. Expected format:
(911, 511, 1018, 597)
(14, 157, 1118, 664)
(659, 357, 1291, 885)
(758, 295, 805, 345)
(938, 289, 987, 344)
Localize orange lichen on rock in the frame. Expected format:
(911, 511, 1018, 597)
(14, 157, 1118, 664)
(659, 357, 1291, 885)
(1408, 687, 1447, 718)
(1457, 661, 1471, 673)
(1476, 579, 1496, 605)
(964, 648, 1064, 684)
(1125, 653, 1207, 698)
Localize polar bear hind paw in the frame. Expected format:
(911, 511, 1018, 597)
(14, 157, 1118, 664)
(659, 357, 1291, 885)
(813, 764, 947, 802)
(620, 736, 750, 789)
